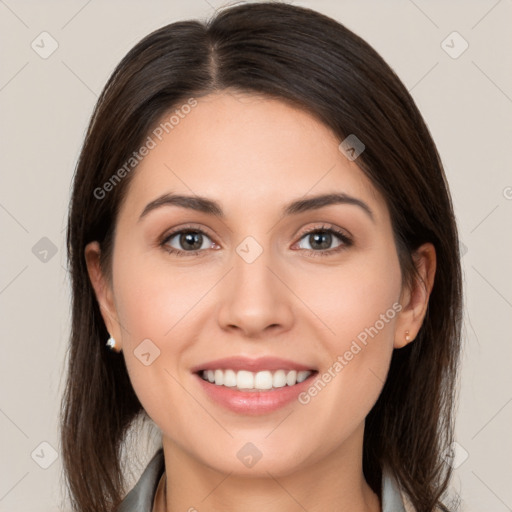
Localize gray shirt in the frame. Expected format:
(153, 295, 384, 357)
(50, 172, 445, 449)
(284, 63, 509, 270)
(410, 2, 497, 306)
(117, 448, 409, 512)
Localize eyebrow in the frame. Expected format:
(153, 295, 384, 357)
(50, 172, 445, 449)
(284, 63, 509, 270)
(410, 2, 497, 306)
(138, 192, 375, 223)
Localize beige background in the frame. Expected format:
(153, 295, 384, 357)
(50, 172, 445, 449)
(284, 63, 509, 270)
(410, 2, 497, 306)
(1, 0, 511, 510)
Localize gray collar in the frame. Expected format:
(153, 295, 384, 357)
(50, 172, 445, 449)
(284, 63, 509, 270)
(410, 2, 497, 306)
(381, 465, 407, 512)
(117, 449, 165, 512)
(118, 449, 408, 511)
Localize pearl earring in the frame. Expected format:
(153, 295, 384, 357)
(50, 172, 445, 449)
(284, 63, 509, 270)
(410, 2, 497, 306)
(405, 330, 411, 342)
(106, 335, 121, 353)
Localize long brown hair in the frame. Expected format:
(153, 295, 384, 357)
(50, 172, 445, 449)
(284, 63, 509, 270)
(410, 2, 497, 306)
(61, 3, 463, 511)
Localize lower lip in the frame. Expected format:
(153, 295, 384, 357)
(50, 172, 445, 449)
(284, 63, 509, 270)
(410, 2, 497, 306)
(193, 372, 317, 415)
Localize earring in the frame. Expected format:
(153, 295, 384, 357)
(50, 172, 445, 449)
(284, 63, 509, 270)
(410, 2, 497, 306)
(106, 335, 122, 353)
(405, 330, 411, 342)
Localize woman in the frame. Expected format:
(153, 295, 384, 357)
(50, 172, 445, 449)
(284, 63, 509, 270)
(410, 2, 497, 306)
(60, 3, 462, 512)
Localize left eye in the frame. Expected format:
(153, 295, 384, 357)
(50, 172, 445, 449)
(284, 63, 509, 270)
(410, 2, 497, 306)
(296, 229, 345, 251)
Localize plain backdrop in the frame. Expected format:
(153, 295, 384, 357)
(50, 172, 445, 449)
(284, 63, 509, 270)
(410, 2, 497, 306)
(1, 1, 511, 511)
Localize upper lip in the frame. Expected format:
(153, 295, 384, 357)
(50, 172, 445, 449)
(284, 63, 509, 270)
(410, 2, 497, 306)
(190, 356, 316, 373)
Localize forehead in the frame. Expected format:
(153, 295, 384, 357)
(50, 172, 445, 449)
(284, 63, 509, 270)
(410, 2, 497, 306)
(119, 91, 387, 223)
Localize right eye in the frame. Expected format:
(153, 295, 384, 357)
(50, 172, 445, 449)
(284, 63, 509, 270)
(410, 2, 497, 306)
(161, 227, 217, 257)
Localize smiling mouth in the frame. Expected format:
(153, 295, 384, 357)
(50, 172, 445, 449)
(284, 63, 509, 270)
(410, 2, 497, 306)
(197, 368, 318, 392)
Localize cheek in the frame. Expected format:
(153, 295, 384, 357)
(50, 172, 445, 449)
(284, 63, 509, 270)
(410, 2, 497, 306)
(297, 309, 397, 459)
(110, 246, 228, 429)
(108, 248, 187, 411)
(112, 245, 210, 343)
(294, 247, 402, 353)
(294, 249, 401, 427)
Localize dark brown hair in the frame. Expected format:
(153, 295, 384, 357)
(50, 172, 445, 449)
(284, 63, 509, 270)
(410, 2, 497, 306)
(61, 3, 462, 511)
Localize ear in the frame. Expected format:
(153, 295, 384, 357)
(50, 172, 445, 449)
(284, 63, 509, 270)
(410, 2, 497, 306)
(394, 242, 436, 349)
(84, 241, 123, 348)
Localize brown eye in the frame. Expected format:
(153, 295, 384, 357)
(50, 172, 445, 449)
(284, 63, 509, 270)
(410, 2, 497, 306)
(300, 231, 338, 251)
(161, 227, 215, 256)
(295, 225, 353, 256)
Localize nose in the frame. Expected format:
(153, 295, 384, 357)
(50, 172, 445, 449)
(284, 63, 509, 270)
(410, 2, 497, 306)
(216, 244, 294, 339)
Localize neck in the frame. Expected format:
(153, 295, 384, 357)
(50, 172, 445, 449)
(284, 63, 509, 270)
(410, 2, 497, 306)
(155, 425, 380, 512)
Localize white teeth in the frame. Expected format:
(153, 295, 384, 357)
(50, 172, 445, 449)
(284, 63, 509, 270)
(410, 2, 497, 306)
(296, 371, 311, 383)
(286, 370, 297, 386)
(254, 370, 273, 390)
(272, 369, 287, 388)
(237, 370, 254, 389)
(200, 368, 313, 390)
(223, 369, 237, 387)
(214, 369, 224, 386)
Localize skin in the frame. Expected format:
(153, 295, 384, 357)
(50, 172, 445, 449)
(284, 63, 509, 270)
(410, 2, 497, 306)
(86, 91, 436, 512)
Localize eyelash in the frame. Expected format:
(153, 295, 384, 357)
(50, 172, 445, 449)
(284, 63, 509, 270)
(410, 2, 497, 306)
(160, 223, 353, 258)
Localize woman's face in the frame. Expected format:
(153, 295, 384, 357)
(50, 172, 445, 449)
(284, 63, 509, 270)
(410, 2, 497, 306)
(88, 91, 424, 477)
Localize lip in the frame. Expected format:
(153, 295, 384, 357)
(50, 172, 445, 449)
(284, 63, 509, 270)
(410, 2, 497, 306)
(193, 370, 318, 415)
(190, 356, 316, 373)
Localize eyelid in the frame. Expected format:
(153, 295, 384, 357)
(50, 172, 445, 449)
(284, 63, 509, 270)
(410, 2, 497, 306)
(295, 222, 352, 241)
(160, 223, 215, 244)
